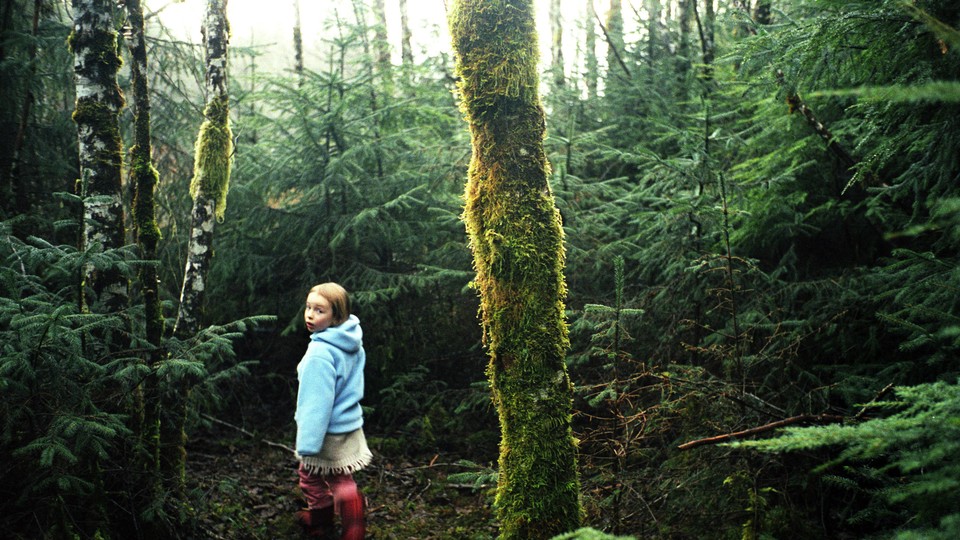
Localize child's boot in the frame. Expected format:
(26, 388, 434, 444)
(338, 493, 365, 540)
(295, 504, 334, 538)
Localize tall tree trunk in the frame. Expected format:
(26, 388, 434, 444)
(597, 0, 630, 79)
(293, 0, 304, 86)
(175, 0, 231, 338)
(125, 0, 164, 514)
(549, 0, 564, 88)
(605, 0, 626, 77)
(584, 2, 598, 100)
(352, 0, 385, 181)
(169, 0, 231, 498)
(69, 0, 127, 311)
(647, 0, 661, 67)
(399, 0, 413, 66)
(1, 0, 41, 216)
(678, 0, 693, 89)
(696, 0, 716, 82)
(372, 0, 391, 70)
(449, 1, 582, 538)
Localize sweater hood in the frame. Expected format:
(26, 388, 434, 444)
(311, 314, 363, 353)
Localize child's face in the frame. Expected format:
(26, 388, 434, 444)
(304, 292, 335, 333)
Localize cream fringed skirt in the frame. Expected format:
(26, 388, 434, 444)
(297, 428, 373, 476)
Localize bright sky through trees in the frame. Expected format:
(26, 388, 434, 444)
(151, 0, 602, 74)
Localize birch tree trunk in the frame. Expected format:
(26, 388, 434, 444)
(449, 0, 582, 537)
(175, 0, 232, 338)
(167, 0, 231, 497)
(69, 0, 127, 311)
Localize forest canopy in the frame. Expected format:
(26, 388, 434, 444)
(1, 0, 959, 539)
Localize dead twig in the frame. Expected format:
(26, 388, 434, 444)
(200, 413, 296, 454)
(678, 413, 845, 450)
(854, 383, 895, 420)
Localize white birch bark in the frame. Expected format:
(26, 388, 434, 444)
(70, 0, 126, 309)
(174, 0, 231, 337)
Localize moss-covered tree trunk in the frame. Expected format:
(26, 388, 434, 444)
(449, 1, 582, 538)
(168, 0, 231, 498)
(125, 0, 164, 522)
(69, 0, 126, 310)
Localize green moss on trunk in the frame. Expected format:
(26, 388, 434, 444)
(450, 1, 583, 537)
(190, 95, 232, 222)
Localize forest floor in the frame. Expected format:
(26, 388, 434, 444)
(185, 406, 498, 539)
(187, 426, 497, 540)
(186, 354, 497, 540)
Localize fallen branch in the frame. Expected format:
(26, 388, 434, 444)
(200, 413, 295, 454)
(678, 413, 845, 450)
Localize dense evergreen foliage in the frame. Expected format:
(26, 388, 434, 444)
(1, 0, 958, 538)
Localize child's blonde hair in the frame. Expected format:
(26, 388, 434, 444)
(309, 282, 351, 325)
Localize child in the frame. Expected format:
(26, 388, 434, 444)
(294, 283, 373, 539)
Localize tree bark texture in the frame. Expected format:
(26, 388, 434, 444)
(168, 0, 231, 499)
(175, 0, 232, 338)
(125, 0, 163, 500)
(69, 0, 127, 310)
(449, 1, 583, 537)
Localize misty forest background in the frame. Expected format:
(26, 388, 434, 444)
(2, 0, 959, 539)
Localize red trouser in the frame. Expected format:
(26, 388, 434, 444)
(298, 464, 365, 540)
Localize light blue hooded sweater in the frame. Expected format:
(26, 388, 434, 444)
(295, 314, 366, 456)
